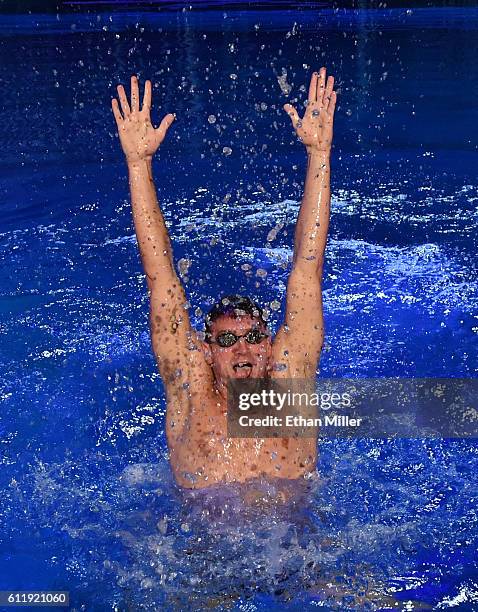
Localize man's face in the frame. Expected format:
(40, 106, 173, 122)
(204, 314, 272, 382)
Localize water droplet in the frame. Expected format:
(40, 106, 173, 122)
(267, 229, 277, 242)
(277, 69, 292, 96)
(207, 114, 216, 124)
(222, 146, 232, 156)
(178, 258, 191, 276)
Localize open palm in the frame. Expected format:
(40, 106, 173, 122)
(284, 68, 337, 153)
(111, 75, 175, 164)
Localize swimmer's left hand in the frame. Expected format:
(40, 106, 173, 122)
(283, 67, 337, 154)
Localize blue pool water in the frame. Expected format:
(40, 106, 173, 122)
(1, 4, 478, 610)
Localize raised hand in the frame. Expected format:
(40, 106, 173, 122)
(111, 75, 175, 164)
(284, 67, 337, 154)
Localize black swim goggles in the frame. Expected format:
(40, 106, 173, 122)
(209, 329, 269, 348)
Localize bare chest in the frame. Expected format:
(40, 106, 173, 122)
(169, 391, 316, 488)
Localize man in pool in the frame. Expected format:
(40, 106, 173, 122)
(111, 68, 337, 488)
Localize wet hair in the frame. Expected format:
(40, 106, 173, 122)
(204, 294, 267, 342)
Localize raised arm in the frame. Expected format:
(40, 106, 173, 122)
(112, 75, 176, 289)
(111, 76, 210, 440)
(272, 68, 337, 377)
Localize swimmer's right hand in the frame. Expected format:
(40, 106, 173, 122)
(111, 75, 175, 164)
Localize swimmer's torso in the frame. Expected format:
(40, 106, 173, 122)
(166, 351, 318, 489)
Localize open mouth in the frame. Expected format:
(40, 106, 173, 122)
(233, 361, 253, 377)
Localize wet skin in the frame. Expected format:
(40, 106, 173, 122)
(203, 315, 273, 386)
(164, 313, 318, 488)
(111, 69, 336, 488)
